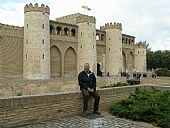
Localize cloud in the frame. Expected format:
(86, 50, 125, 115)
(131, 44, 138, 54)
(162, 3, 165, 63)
(0, 0, 169, 51)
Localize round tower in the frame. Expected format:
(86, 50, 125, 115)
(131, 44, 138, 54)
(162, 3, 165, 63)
(76, 15, 97, 74)
(23, 3, 50, 79)
(101, 22, 123, 75)
(134, 44, 147, 72)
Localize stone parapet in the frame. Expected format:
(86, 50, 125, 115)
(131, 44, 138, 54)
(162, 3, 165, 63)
(76, 15, 96, 24)
(0, 23, 23, 37)
(135, 43, 146, 48)
(100, 22, 122, 30)
(24, 3, 50, 15)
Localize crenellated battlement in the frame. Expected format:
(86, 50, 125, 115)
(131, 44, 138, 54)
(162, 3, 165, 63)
(0, 23, 24, 37)
(76, 15, 96, 24)
(100, 22, 122, 30)
(24, 3, 50, 15)
(135, 43, 146, 48)
(0, 23, 23, 30)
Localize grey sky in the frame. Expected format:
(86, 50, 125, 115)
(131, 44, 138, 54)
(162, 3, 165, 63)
(0, 0, 170, 51)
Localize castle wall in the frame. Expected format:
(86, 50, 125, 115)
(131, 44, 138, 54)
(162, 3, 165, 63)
(135, 45, 147, 72)
(50, 39, 77, 77)
(0, 36, 23, 78)
(55, 13, 84, 25)
(122, 34, 136, 72)
(0, 23, 24, 79)
(102, 23, 123, 75)
(23, 3, 50, 79)
(0, 23, 24, 37)
(49, 20, 78, 77)
(0, 3, 146, 79)
(77, 16, 97, 74)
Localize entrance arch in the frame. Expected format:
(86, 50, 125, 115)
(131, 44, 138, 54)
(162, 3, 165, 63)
(64, 47, 76, 77)
(50, 46, 62, 77)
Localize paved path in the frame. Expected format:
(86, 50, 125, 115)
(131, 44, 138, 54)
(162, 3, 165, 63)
(18, 112, 157, 128)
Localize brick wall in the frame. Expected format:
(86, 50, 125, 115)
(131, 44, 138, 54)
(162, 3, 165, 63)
(0, 85, 170, 127)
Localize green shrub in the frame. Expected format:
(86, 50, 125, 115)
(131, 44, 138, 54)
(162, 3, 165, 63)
(109, 90, 170, 128)
(16, 92, 22, 96)
(155, 68, 170, 77)
(100, 82, 128, 88)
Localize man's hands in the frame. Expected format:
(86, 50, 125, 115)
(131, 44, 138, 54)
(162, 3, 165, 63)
(87, 87, 94, 92)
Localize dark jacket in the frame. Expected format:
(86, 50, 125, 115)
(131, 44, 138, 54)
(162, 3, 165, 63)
(78, 70, 96, 91)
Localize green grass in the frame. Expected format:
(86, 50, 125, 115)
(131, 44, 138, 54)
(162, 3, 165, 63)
(109, 89, 170, 128)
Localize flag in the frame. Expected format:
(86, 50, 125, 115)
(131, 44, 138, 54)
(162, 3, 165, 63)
(87, 8, 91, 11)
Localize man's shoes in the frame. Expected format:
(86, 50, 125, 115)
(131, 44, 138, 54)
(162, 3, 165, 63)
(81, 111, 86, 117)
(93, 111, 101, 115)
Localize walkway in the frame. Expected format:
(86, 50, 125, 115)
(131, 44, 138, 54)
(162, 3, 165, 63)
(18, 111, 157, 128)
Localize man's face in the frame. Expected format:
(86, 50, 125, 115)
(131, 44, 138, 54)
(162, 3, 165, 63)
(84, 63, 90, 72)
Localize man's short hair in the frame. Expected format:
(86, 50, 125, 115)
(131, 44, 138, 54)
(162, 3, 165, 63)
(84, 63, 90, 65)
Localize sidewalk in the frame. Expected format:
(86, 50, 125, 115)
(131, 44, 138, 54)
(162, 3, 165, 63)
(18, 111, 158, 128)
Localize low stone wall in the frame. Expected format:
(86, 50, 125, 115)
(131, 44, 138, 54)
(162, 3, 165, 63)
(0, 76, 126, 96)
(0, 85, 170, 128)
(140, 77, 170, 85)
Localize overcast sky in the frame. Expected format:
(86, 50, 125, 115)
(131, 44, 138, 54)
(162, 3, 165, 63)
(0, 0, 170, 51)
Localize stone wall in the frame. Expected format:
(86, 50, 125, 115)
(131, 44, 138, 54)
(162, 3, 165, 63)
(0, 76, 126, 96)
(0, 85, 170, 127)
(0, 36, 23, 79)
(141, 77, 170, 85)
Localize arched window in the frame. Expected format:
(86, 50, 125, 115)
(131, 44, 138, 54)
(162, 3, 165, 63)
(122, 38, 124, 43)
(101, 34, 104, 41)
(96, 34, 100, 40)
(71, 29, 75, 36)
(131, 39, 134, 45)
(64, 27, 69, 35)
(126, 38, 128, 44)
(50, 25, 54, 34)
(56, 26, 62, 35)
(129, 39, 131, 44)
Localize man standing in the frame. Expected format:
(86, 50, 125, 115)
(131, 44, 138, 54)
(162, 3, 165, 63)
(78, 63, 100, 117)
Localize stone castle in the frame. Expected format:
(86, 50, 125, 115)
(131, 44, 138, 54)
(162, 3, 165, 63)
(0, 3, 146, 80)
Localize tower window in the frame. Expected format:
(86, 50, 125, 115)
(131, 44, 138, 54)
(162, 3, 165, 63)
(109, 47, 110, 51)
(101, 34, 104, 41)
(42, 39, 44, 44)
(50, 25, 54, 34)
(42, 24, 44, 29)
(26, 54, 27, 59)
(80, 45, 82, 48)
(64, 27, 69, 35)
(43, 54, 44, 59)
(96, 34, 100, 40)
(57, 26, 62, 35)
(27, 24, 28, 28)
(81, 32, 83, 36)
(93, 45, 94, 49)
(71, 29, 75, 36)
(129, 39, 131, 44)
(26, 39, 28, 44)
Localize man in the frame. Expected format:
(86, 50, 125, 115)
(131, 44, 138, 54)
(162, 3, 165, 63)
(78, 63, 100, 117)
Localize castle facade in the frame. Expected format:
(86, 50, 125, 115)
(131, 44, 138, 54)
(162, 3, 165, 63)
(0, 3, 146, 79)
